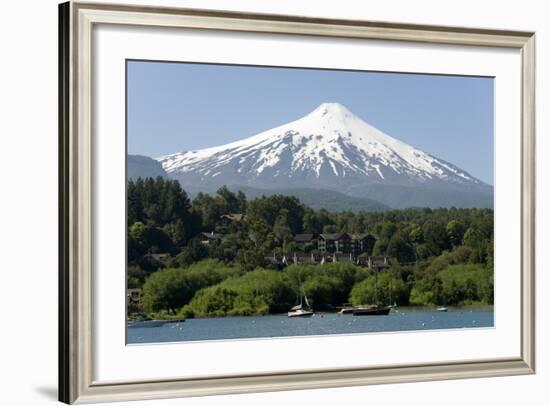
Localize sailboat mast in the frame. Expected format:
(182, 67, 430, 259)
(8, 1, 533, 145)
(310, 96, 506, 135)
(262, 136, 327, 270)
(374, 266, 379, 304)
(389, 271, 392, 306)
(296, 271, 304, 308)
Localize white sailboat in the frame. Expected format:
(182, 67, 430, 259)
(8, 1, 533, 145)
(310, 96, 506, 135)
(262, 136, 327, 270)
(287, 296, 314, 318)
(288, 276, 314, 318)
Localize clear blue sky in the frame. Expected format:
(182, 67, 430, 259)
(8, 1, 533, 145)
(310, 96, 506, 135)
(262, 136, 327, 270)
(127, 60, 494, 184)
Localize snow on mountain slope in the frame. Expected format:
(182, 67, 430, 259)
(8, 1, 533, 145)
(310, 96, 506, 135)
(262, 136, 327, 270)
(157, 103, 491, 202)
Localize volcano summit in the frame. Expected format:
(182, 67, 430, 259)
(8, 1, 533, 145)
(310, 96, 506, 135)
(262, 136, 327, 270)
(154, 103, 493, 209)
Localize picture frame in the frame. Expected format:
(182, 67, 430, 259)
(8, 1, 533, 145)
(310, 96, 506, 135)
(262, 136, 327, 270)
(58, 1, 535, 404)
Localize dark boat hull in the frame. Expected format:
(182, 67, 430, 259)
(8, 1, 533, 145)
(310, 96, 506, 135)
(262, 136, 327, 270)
(352, 306, 392, 316)
(127, 318, 185, 328)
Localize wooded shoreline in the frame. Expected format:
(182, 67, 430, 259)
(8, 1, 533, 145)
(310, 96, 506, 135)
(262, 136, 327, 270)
(127, 178, 494, 320)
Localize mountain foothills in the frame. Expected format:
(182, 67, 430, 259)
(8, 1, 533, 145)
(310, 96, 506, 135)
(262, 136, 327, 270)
(128, 154, 168, 181)
(148, 102, 492, 209)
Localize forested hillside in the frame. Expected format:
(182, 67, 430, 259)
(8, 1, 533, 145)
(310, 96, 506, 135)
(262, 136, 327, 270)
(127, 177, 493, 317)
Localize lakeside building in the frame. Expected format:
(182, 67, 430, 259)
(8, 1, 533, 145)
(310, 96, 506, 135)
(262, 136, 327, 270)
(200, 231, 223, 245)
(145, 252, 170, 261)
(318, 232, 376, 255)
(293, 233, 317, 250)
(219, 213, 246, 227)
(350, 233, 377, 256)
(196, 229, 378, 266)
(357, 255, 390, 269)
(127, 288, 141, 306)
(199, 229, 376, 256)
(265, 232, 379, 267)
(318, 233, 351, 253)
(265, 252, 390, 269)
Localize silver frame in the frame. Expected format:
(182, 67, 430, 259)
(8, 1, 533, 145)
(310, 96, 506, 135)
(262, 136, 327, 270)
(58, 1, 536, 404)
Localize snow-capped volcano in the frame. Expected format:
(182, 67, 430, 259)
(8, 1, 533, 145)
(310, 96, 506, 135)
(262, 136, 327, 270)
(157, 103, 492, 208)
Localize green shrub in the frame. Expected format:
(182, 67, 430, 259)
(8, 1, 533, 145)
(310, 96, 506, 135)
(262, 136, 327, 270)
(141, 259, 242, 314)
(185, 269, 295, 317)
(349, 272, 408, 306)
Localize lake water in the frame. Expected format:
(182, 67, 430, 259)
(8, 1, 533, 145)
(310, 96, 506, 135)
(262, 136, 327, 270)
(127, 308, 493, 344)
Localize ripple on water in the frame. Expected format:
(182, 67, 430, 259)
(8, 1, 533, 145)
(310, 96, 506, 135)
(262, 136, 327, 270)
(128, 309, 494, 344)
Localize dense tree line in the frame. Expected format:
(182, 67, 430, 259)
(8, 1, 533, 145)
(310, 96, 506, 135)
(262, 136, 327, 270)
(142, 256, 492, 318)
(128, 177, 494, 317)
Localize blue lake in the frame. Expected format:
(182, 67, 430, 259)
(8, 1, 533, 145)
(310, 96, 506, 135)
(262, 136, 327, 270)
(127, 308, 493, 344)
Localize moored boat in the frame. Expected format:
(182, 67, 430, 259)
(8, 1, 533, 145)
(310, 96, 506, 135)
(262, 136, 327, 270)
(127, 318, 185, 328)
(436, 306, 448, 312)
(288, 276, 314, 318)
(287, 306, 314, 318)
(352, 304, 392, 316)
(338, 303, 355, 314)
(350, 259, 392, 316)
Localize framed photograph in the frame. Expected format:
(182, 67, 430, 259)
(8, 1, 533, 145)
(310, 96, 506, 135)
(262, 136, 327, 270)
(59, 1, 535, 404)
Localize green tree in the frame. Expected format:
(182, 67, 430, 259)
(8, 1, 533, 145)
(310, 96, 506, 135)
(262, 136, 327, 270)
(446, 220, 466, 248)
(386, 233, 416, 263)
(422, 220, 449, 256)
(372, 239, 388, 256)
(349, 272, 408, 306)
(463, 227, 485, 262)
(175, 238, 208, 267)
(246, 194, 305, 234)
(375, 221, 397, 242)
(129, 221, 146, 242)
(141, 260, 241, 314)
(163, 218, 186, 246)
(192, 192, 223, 230)
(409, 223, 424, 244)
(185, 269, 295, 317)
(273, 210, 293, 243)
(216, 186, 246, 213)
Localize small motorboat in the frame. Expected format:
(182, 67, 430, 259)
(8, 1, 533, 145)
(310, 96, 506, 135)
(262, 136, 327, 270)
(436, 306, 449, 312)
